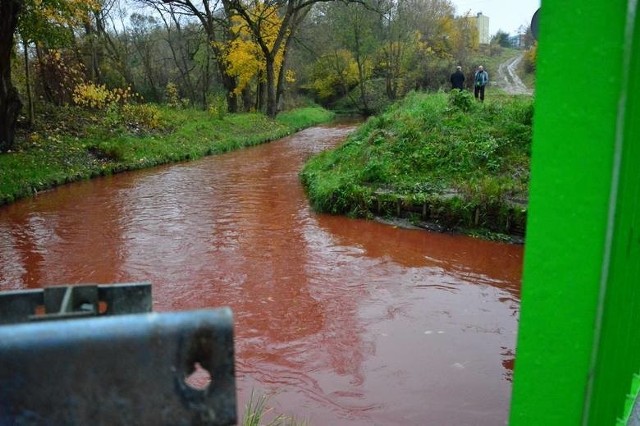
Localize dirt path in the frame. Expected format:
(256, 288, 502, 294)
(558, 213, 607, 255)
(495, 54, 533, 95)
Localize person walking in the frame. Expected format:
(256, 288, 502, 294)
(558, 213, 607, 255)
(474, 65, 489, 101)
(450, 66, 465, 90)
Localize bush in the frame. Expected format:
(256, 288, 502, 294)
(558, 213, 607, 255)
(208, 94, 228, 120)
(524, 43, 537, 73)
(121, 104, 163, 130)
(39, 50, 85, 105)
(165, 83, 181, 108)
(448, 89, 475, 112)
(73, 83, 138, 109)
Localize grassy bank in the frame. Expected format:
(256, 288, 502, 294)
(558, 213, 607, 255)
(0, 105, 334, 206)
(300, 91, 532, 239)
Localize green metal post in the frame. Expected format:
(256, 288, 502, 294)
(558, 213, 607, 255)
(509, 0, 640, 425)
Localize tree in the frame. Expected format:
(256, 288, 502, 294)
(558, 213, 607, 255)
(0, 0, 23, 153)
(310, 49, 360, 102)
(89, 0, 139, 93)
(217, 4, 286, 111)
(342, 1, 377, 111)
(227, 0, 299, 117)
(23, 0, 99, 105)
(139, 4, 212, 107)
(517, 24, 535, 49)
(451, 12, 479, 64)
(1, 0, 97, 152)
(139, 0, 241, 112)
(306, 0, 379, 113)
(127, 13, 160, 100)
(491, 30, 512, 48)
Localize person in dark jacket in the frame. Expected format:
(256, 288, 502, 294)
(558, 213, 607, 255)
(474, 65, 489, 101)
(450, 66, 465, 90)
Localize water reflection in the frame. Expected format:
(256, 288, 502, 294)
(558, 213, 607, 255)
(0, 123, 522, 425)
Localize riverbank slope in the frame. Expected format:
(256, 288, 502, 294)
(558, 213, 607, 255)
(0, 105, 334, 206)
(300, 91, 532, 241)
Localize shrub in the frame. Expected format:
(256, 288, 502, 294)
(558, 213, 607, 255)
(73, 83, 138, 109)
(448, 89, 475, 112)
(524, 43, 537, 73)
(165, 83, 180, 108)
(208, 94, 228, 120)
(121, 104, 162, 130)
(39, 50, 85, 105)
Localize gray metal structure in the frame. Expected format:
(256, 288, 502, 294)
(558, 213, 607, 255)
(0, 283, 237, 425)
(0, 283, 153, 324)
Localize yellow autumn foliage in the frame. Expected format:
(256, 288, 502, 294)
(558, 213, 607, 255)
(30, 0, 100, 26)
(121, 104, 161, 130)
(73, 83, 138, 109)
(216, 3, 288, 95)
(165, 83, 180, 108)
(311, 50, 363, 101)
(285, 69, 296, 84)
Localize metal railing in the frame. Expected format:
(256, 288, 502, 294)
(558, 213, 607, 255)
(0, 283, 237, 425)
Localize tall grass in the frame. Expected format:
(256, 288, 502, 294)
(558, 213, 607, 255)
(300, 91, 532, 237)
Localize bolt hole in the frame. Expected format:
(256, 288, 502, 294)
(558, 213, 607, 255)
(184, 362, 212, 391)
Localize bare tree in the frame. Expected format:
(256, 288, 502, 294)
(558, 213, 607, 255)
(137, 0, 240, 111)
(92, 0, 138, 91)
(152, 5, 201, 105)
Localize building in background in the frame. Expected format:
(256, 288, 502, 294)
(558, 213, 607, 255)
(475, 12, 490, 44)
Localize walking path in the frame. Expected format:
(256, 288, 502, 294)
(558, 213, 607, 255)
(496, 54, 533, 95)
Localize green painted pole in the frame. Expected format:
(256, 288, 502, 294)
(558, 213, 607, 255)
(509, 0, 640, 425)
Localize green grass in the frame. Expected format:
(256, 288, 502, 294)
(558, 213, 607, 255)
(243, 390, 308, 426)
(0, 105, 334, 205)
(300, 90, 532, 237)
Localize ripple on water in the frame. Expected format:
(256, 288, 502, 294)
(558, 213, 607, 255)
(0, 123, 523, 425)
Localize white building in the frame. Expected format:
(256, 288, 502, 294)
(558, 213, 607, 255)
(475, 12, 490, 44)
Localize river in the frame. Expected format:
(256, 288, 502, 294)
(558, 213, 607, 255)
(0, 123, 523, 425)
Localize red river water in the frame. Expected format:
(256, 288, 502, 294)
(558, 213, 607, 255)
(0, 123, 523, 425)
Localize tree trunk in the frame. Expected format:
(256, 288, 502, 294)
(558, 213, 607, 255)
(215, 56, 238, 113)
(23, 38, 34, 127)
(35, 45, 54, 104)
(265, 57, 277, 118)
(241, 86, 253, 112)
(255, 78, 265, 112)
(353, 29, 370, 114)
(275, 65, 286, 113)
(275, 34, 294, 111)
(0, 0, 23, 153)
(226, 85, 238, 113)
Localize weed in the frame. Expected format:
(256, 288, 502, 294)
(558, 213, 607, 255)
(243, 390, 308, 426)
(208, 94, 228, 120)
(448, 89, 475, 112)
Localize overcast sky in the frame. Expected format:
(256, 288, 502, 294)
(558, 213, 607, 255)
(451, 0, 541, 36)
